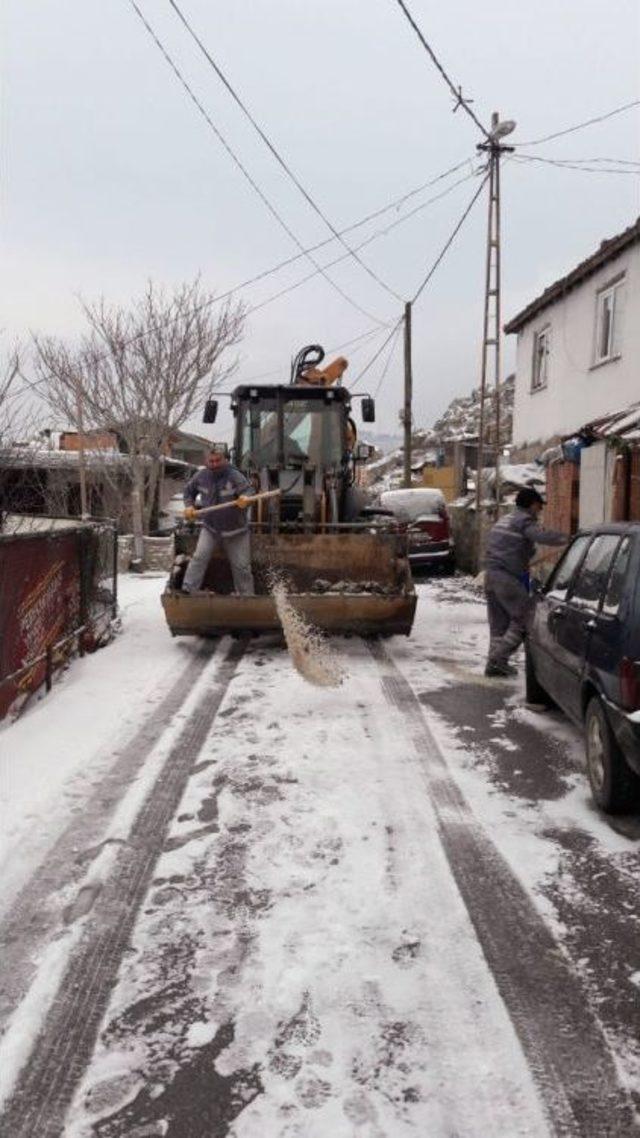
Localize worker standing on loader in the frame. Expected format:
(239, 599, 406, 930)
(484, 487, 568, 677)
(181, 449, 255, 595)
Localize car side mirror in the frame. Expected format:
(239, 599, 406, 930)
(361, 397, 376, 423)
(203, 399, 218, 424)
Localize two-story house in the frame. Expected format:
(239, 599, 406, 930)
(505, 217, 639, 457)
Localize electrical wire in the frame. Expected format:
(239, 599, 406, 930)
(515, 99, 640, 147)
(127, 0, 388, 328)
(411, 172, 488, 303)
(350, 171, 488, 393)
(391, 0, 490, 139)
(373, 321, 403, 397)
(513, 153, 640, 175)
(168, 0, 405, 305)
(8, 164, 484, 410)
(240, 324, 390, 384)
(349, 318, 404, 391)
(6, 160, 483, 412)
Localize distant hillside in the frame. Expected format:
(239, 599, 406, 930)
(418, 373, 514, 446)
(367, 374, 515, 491)
(360, 430, 402, 455)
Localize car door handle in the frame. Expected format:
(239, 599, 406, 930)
(549, 607, 565, 623)
(585, 618, 597, 631)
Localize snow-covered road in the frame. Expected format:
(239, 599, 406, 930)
(1, 575, 639, 1137)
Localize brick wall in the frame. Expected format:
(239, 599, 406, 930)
(545, 461, 579, 534)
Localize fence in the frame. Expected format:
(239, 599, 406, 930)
(0, 521, 117, 720)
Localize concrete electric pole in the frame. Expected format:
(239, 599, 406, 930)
(403, 301, 413, 488)
(474, 111, 515, 565)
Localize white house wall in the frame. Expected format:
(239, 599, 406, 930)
(511, 243, 640, 448)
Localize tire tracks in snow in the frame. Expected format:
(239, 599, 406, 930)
(0, 639, 215, 1034)
(370, 640, 638, 1138)
(0, 639, 245, 1138)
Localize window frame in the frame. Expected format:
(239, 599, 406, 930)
(593, 274, 625, 365)
(566, 533, 623, 613)
(531, 324, 551, 392)
(544, 532, 591, 601)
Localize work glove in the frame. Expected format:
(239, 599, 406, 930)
(184, 506, 197, 521)
(235, 495, 251, 509)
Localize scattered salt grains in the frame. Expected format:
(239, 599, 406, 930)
(269, 575, 344, 688)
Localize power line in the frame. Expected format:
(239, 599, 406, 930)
(350, 318, 404, 390)
(8, 165, 484, 410)
(7, 163, 482, 411)
(127, 0, 388, 328)
(391, 0, 490, 139)
(533, 156, 640, 167)
(168, 0, 405, 305)
(373, 322, 403, 397)
(513, 153, 640, 175)
(240, 324, 390, 384)
(411, 172, 488, 303)
(515, 99, 640, 147)
(351, 172, 488, 394)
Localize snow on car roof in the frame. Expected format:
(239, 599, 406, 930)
(381, 487, 445, 520)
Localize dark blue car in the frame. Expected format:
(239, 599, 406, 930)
(526, 523, 640, 814)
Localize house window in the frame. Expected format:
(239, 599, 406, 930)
(531, 326, 550, 390)
(594, 276, 625, 363)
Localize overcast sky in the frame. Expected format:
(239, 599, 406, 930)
(2, 0, 639, 442)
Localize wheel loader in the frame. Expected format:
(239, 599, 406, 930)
(161, 345, 416, 638)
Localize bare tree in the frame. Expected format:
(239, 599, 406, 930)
(0, 342, 49, 532)
(33, 280, 245, 559)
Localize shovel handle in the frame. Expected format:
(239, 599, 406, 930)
(194, 488, 281, 518)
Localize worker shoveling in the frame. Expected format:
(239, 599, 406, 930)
(161, 342, 416, 641)
(269, 572, 344, 687)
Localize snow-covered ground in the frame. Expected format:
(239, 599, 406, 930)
(1, 573, 639, 1135)
(0, 575, 200, 913)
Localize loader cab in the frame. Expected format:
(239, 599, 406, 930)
(232, 384, 351, 471)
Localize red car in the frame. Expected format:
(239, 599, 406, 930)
(380, 488, 455, 572)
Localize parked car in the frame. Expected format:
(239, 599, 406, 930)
(380, 488, 455, 572)
(526, 523, 640, 813)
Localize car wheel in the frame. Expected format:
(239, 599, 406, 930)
(524, 645, 554, 706)
(584, 696, 640, 814)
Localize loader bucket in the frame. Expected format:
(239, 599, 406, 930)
(161, 530, 416, 638)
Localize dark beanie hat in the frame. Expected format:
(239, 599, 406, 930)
(515, 487, 544, 509)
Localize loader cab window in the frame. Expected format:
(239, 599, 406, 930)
(238, 399, 343, 468)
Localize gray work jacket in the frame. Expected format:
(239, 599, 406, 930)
(484, 507, 568, 579)
(183, 465, 252, 535)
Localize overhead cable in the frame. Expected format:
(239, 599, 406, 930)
(391, 0, 490, 139)
(350, 319, 404, 390)
(513, 153, 640, 176)
(373, 322, 404, 397)
(7, 163, 482, 410)
(168, 0, 405, 304)
(241, 324, 390, 384)
(411, 173, 488, 303)
(10, 165, 484, 410)
(127, 0, 388, 327)
(351, 173, 488, 392)
(515, 99, 640, 147)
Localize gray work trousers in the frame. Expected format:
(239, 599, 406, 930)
(182, 527, 255, 595)
(485, 570, 532, 665)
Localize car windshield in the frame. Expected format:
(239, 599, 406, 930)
(238, 400, 343, 467)
(380, 489, 445, 522)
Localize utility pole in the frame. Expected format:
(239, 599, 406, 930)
(474, 111, 515, 566)
(74, 374, 89, 519)
(403, 301, 413, 488)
